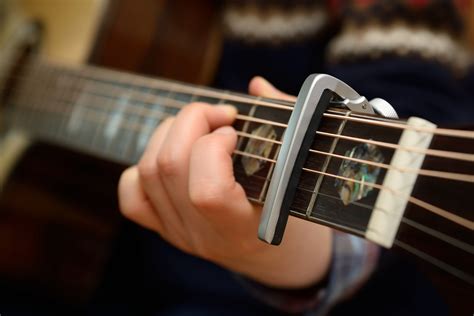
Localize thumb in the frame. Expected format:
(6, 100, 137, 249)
(248, 76, 296, 101)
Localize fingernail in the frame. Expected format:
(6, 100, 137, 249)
(214, 126, 235, 135)
(216, 104, 238, 118)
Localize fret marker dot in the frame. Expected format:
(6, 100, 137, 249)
(335, 143, 384, 205)
(241, 124, 277, 176)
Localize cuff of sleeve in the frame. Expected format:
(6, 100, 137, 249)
(314, 231, 379, 315)
(234, 230, 380, 315)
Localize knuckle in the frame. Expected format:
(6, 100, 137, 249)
(137, 159, 158, 181)
(189, 183, 228, 211)
(157, 152, 180, 177)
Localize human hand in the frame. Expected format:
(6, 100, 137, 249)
(118, 76, 332, 289)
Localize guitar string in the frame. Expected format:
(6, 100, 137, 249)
(235, 168, 473, 255)
(3, 60, 295, 109)
(2, 71, 474, 164)
(293, 186, 473, 253)
(3, 82, 474, 184)
(323, 112, 474, 140)
(301, 168, 473, 229)
(3, 67, 474, 223)
(12, 95, 474, 258)
(315, 131, 473, 162)
(394, 240, 473, 285)
(14, 62, 474, 143)
(3, 71, 474, 176)
(9, 98, 469, 281)
(7, 97, 474, 232)
(290, 189, 474, 285)
(3, 59, 474, 139)
(3, 61, 473, 281)
(234, 130, 474, 183)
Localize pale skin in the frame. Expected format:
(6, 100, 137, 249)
(118, 76, 332, 289)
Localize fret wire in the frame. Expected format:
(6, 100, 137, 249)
(134, 86, 155, 161)
(233, 94, 259, 189)
(89, 73, 111, 153)
(259, 140, 281, 203)
(233, 95, 255, 156)
(5, 79, 474, 183)
(53, 68, 72, 139)
(116, 75, 141, 159)
(306, 111, 351, 218)
(253, 95, 281, 203)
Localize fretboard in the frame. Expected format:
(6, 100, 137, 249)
(2, 60, 295, 203)
(2, 59, 473, 284)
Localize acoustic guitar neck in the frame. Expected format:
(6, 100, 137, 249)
(1, 57, 473, 285)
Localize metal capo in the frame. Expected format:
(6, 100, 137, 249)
(258, 74, 397, 245)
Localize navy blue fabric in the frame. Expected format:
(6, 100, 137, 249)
(85, 223, 286, 316)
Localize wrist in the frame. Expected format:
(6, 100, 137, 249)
(227, 218, 333, 289)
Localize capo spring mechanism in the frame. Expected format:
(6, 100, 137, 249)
(258, 74, 397, 245)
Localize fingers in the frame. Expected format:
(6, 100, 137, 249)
(118, 166, 163, 232)
(158, 103, 237, 179)
(248, 76, 296, 101)
(137, 117, 189, 244)
(157, 103, 237, 216)
(189, 126, 257, 230)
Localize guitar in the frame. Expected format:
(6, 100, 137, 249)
(0, 0, 472, 311)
